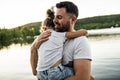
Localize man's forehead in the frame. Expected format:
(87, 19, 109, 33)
(54, 8, 66, 15)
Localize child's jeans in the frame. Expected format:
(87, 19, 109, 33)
(37, 64, 74, 80)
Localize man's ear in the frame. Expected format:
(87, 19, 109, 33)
(72, 15, 76, 21)
(71, 15, 77, 24)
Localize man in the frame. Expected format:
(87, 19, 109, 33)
(30, 1, 93, 80)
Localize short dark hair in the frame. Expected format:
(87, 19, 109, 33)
(56, 1, 79, 18)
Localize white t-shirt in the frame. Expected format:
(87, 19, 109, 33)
(37, 30, 66, 71)
(62, 36, 92, 67)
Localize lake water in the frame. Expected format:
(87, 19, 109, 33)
(89, 35, 120, 80)
(0, 35, 120, 80)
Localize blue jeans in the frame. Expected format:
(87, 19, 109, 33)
(37, 64, 74, 80)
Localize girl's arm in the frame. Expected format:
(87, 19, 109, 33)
(65, 29, 88, 39)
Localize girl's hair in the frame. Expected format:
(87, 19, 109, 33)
(42, 8, 55, 29)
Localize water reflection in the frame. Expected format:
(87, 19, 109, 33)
(89, 35, 120, 80)
(0, 35, 120, 80)
(0, 44, 36, 80)
(0, 38, 34, 50)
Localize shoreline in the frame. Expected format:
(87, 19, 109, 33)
(88, 27, 120, 36)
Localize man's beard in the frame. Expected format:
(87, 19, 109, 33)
(54, 21, 70, 32)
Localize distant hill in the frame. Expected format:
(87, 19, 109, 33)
(75, 14, 120, 30)
(12, 21, 41, 30)
(13, 14, 120, 30)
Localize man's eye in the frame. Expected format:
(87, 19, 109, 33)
(57, 16, 62, 19)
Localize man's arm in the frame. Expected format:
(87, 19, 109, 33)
(30, 31, 51, 76)
(66, 59, 91, 80)
(65, 36, 92, 80)
(65, 29, 87, 39)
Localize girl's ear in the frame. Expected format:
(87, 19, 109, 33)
(40, 26, 47, 32)
(43, 27, 47, 31)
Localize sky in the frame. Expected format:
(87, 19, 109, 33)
(0, 0, 120, 29)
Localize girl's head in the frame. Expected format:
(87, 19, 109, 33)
(40, 8, 55, 32)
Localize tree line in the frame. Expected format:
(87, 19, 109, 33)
(0, 14, 120, 49)
(0, 22, 41, 49)
(75, 14, 120, 30)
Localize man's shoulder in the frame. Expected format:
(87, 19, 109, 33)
(72, 36, 89, 45)
(74, 36, 88, 41)
(66, 36, 88, 46)
(68, 36, 88, 43)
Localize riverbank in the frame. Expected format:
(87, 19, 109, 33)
(88, 27, 120, 36)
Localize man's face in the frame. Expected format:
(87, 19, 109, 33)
(53, 8, 71, 32)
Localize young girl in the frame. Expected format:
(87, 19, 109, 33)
(36, 9, 87, 80)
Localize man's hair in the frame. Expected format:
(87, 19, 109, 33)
(56, 1, 79, 18)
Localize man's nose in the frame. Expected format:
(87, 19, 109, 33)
(53, 17, 58, 23)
